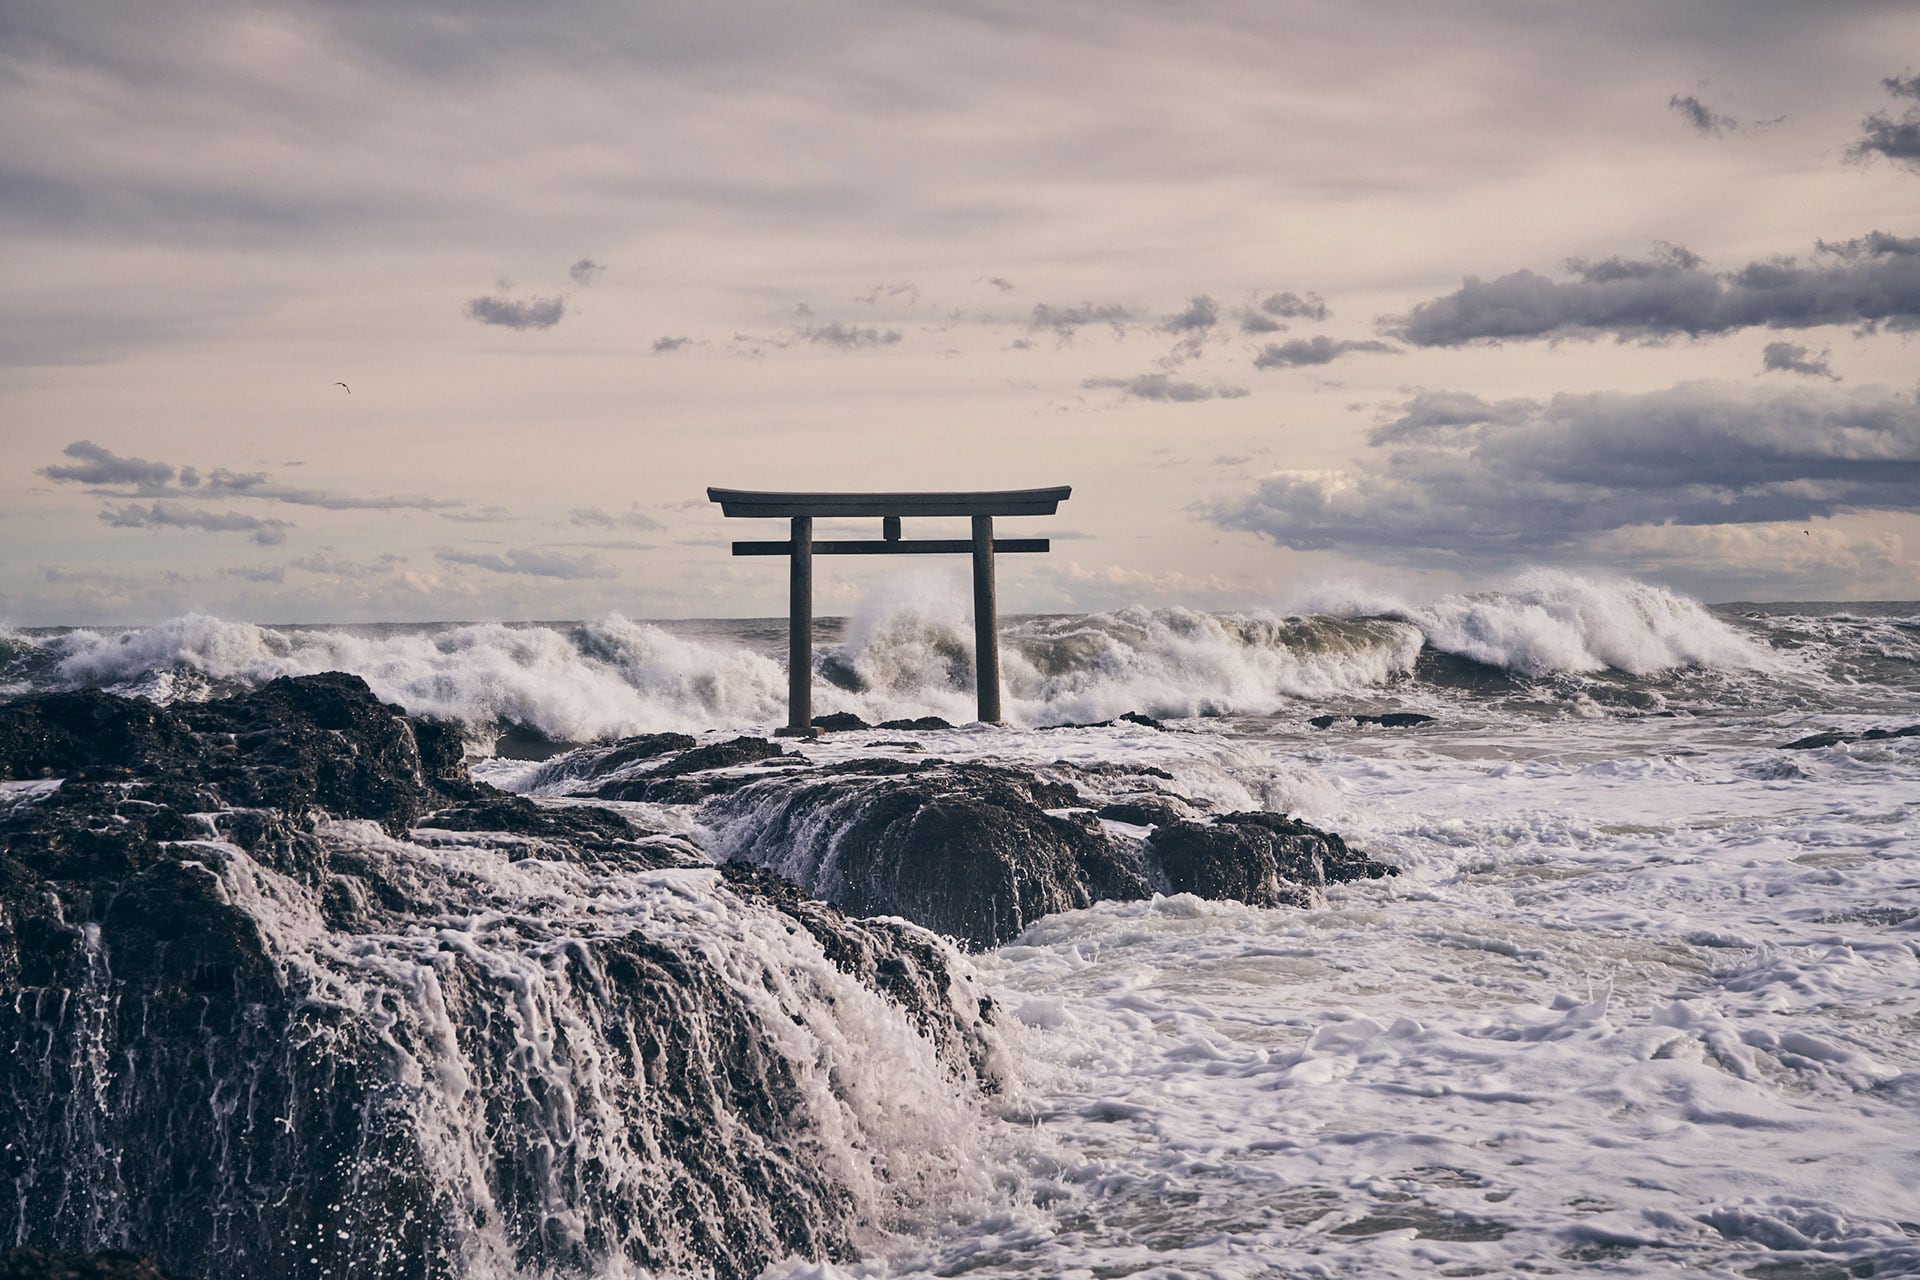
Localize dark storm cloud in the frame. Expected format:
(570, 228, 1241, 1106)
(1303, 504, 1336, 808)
(101, 500, 293, 546)
(1081, 374, 1249, 403)
(802, 321, 902, 350)
(1668, 94, 1739, 136)
(1161, 296, 1218, 333)
(41, 440, 173, 490)
(435, 546, 616, 580)
(1205, 382, 1920, 561)
(1029, 302, 1133, 340)
(569, 505, 664, 531)
(1391, 233, 1920, 345)
(464, 294, 566, 330)
(1252, 336, 1397, 368)
(1761, 341, 1839, 380)
(568, 258, 604, 286)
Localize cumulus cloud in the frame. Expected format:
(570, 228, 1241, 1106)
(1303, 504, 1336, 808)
(41, 440, 173, 490)
(435, 546, 616, 579)
(1392, 233, 1920, 345)
(568, 258, 604, 286)
(1029, 301, 1132, 339)
(1252, 335, 1397, 368)
(1162, 295, 1218, 333)
(1081, 373, 1249, 402)
(464, 294, 566, 330)
(569, 504, 664, 531)
(802, 321, 901, 350)
(1761, 340, 1839, 380)
(1669, 94, 1739, 136)
(1849, 72, 1920, 172)
(1886, 73, 1920, 100)
(1205, 382, 1920, 562)
(101, 500, 293, 545)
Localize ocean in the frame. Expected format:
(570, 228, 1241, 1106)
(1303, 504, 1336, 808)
(3, 569, 1917, 1278)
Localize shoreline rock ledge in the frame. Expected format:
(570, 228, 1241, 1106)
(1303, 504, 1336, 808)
(1, 675, 1002, 1280)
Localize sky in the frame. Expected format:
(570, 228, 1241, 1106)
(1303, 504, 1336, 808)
(5, 0, 1919, 625)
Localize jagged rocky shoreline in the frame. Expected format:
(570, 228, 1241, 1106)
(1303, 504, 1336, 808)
(1, 673, 1390, 1279)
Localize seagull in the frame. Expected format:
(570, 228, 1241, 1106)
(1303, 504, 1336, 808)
(334, 382, 351, 394)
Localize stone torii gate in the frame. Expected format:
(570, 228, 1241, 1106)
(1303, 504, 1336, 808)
(708, 486, 1071, 734)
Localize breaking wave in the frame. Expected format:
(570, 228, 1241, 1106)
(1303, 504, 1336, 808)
(3, 573, 1808, 739)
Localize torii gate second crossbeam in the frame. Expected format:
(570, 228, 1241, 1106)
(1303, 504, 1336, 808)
(708, 486, 1071, 734)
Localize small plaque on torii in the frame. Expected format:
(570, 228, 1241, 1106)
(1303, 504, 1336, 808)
(707, 486, 1072, 733)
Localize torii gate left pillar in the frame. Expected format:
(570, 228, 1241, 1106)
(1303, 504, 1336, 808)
(708, 486, 1072, 732)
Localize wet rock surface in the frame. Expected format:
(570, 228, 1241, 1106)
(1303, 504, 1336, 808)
(1779, 723, 1920, 750)
(0, 1250, 183, 1280)
(0, 677, 998, 1280)
(1147, 811, 1395, 906)
(1308, 712, 1437, 730)
(702, 756, 1390, 948)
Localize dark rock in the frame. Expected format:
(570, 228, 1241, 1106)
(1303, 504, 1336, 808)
(1095, 799, 1193, 829)
(1780, 723, 1920, 750)
(491, 724, 575, 761)
(876, 717, 952, 731)
(1147, 811, 1395, 906)
(709, 760, 1145, 949)
(0, 1249, 184, 1280)
(1308, 712, 1437, 730)
(1, 676, 997, 1280)
(1041, 711, 1176, 731)
(810, 712, 871, 732)
(591, 736, 794, 803)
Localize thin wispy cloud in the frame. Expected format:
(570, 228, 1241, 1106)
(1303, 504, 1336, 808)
(436, 546, 616, 579)
(1082, 373, 1250, 402)
(1029, 302, 1132, 340)
(569, 505, 664, 531)
(101, 501, 294, 546)
(1253, 336, 1397, 368)
(1669, 94, 1739, 136)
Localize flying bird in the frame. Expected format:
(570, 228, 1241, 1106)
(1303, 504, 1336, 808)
(334, 382, 351, 394)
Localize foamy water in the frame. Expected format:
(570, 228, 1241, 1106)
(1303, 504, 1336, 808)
(6, 576, 1917, 1277)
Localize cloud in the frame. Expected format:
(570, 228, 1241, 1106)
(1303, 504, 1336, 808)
(1761, 341, 1839, 380)
(802, 321, 901, 350)
(1081, 373, 1250, 402)
(435, 546, 616, 579)
(1161, 295, 1218, 333)
(1206, 382, 1920, 565)
(1887, 73, 1920, 100)
(1668, 93, 1739, 136)
(464, 294, 566, 330)
(100, 500, 293, 545)
(569, 505, 664, 531)
(568, 258, 604, 286)
(440, 505, 515, 523)
(1029, 301, 1132, 340)
(1391, 233, 1920, 345)
(985, 276, 1016, 293)
(41, 440, 173, 490)
(1239, 290, 1329, 333)
(1252, 335, 1397, 368)
(1852, 111, 1920, 171)
(653, 335, 693, 353)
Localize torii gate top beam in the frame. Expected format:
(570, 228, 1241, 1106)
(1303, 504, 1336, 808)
(707, 486, 1070, 518)
(708, 485, 1071, 731)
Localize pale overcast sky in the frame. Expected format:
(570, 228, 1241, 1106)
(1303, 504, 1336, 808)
(5, 0, 1919, 624)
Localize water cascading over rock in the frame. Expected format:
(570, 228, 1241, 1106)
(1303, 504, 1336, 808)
(0, 675, 1002, 1280)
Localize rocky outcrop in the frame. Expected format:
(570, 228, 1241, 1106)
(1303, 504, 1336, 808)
(1147, 811, 1394, 906)
(1308, 712, 1436, 730)
(0, 677, 1000, 1280)
(703, 757, 1390, 948)
(706, 760, 1149, 950)
(1779, 723, 1920, 750)
(0, 1250, 182, 1280)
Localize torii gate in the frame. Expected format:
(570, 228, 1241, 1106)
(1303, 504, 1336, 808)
(708, 486, 1071, 734)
